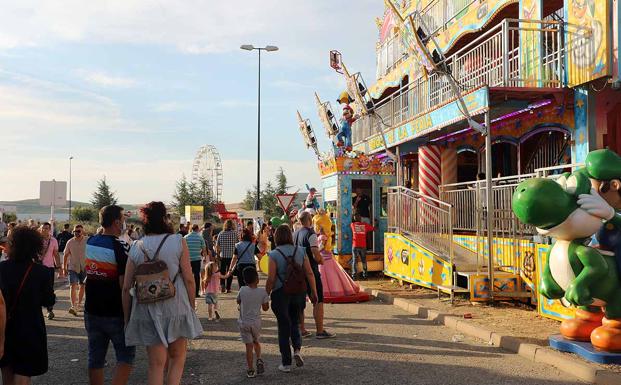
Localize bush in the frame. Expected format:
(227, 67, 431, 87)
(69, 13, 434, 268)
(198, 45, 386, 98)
(72, 206, 97, 222)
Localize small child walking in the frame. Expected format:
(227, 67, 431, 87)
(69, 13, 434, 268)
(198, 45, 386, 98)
(203, 261, 221, 321)
(237, 266, 269, 378)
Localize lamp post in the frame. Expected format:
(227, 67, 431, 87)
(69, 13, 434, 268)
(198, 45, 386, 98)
(69, 156, 74, 221)
(240, 44, 279, 210)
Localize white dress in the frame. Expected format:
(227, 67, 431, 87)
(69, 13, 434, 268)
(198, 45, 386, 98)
(125, 233, 203, 347)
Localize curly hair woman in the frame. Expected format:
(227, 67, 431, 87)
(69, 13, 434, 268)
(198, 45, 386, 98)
(0, 226, 55, 384)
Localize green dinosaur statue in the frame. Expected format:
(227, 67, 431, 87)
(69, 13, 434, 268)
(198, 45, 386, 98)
(513, 169, 621, 352)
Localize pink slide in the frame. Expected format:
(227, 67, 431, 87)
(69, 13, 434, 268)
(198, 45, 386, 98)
(318, 250, 370, 303)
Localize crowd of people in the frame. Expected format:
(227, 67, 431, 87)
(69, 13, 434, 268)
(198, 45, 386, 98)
(0, 201, 340, 384)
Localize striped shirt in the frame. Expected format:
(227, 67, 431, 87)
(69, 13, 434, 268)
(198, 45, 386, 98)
(185, 231, 205, 261)
(85, 234, 129, 317)
(216, 230, 238, 259)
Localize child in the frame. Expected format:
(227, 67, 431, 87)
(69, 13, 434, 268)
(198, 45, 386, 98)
(203, 261, 222, 321)
(237, 266, 269, 378)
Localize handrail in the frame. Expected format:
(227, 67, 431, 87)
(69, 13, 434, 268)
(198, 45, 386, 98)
(392, 186, 452, 211)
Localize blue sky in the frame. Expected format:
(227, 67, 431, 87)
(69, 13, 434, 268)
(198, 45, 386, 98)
(0, 0, 383, 204)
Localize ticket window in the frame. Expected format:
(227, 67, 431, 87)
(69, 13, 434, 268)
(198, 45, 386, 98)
(352, 179, 374, 251)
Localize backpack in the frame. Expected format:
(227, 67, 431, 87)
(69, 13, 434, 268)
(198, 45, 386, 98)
(134, 234, 176, 304)
(276, 248, 307, 295)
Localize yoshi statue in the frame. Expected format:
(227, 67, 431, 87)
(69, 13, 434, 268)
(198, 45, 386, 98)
(512, 151, 621, 352)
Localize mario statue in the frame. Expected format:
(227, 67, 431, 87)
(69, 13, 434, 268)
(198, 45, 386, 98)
(336, 91, 359, 152)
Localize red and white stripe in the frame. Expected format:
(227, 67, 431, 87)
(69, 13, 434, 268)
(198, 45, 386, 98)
(441, 148, 457, 186)
(418, 145, 442, 226)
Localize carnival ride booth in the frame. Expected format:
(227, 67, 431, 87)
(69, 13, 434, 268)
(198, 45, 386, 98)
(318, 153, 396, 274)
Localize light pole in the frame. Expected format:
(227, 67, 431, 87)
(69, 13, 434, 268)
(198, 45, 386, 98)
(69, 156, 74, 221)
(240, 44, 279, 210)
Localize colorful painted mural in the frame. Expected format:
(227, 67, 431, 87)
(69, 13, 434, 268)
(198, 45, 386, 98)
(384, 232, 452, 289)
(519, 0, 543, 87)
(565, 0, 611, 85)
(318, 153, 396, 177)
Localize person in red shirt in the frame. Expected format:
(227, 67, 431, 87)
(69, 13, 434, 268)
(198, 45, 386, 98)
(350, 214, 376, 279)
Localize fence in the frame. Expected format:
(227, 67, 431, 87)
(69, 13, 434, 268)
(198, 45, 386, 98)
(352, 18, 592, 147)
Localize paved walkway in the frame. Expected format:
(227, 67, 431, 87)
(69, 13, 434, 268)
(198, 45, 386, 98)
(37, 283, 584, 385)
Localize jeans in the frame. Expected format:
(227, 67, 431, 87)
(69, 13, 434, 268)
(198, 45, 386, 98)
(336, 122, 352, 148)
(352, 247, 368, 275)
(191, 260, 201, 296)
(84, 313, 136, 369)
(220, 258, 233, 291)
(271, 289, 305, 366)
(236, 263, 256, 288)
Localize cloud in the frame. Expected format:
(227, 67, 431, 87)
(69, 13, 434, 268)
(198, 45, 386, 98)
(76, 70, 138, 88)
(152, 101, 187, 112)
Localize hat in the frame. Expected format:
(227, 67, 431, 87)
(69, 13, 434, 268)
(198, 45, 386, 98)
(342, 105, 353, 113)
(586, 149, 621, 180)
(337, 91, 354, 104)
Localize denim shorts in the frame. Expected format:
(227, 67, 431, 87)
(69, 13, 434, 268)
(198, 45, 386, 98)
(68, 270, 86, 284)
(205, 293, 218, 305)
(84, 313, 136, 369)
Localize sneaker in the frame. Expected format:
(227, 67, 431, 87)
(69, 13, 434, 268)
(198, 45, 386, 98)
(226, 289, 231, 294)
(256, 358, 265, 374)
(246, 369, 256, 378)
(350, 274, 357, 280)
(293, 352, 304, 367)
(47, 311, 55, 320)
(301, 330, 313, 338)
(277, 364, 291, 373)
(316, 330, 336, 339)
(68, 307, 78, 317)
(214, 311, 221, 321)
(221, 287, 226, 293)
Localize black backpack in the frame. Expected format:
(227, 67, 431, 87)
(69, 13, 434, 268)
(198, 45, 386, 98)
(276, 249, 307, 295)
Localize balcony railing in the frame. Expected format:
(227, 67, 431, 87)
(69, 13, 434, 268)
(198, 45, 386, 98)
(420, 0, 477, 36)
(353, 18, 590, 147)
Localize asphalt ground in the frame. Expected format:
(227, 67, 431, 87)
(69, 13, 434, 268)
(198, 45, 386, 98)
(34, 281, 585, 385)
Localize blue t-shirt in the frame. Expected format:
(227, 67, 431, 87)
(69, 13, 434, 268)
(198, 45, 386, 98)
(235, 241, 259, 264)
(185, 232, 205, 261)
(268, 244, 307, 291)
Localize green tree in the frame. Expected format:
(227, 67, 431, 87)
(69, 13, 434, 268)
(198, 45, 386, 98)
(91, 176, 117, 210)
(72, 206, 96, 222)
(2, 212, 17, 223)
(275, 167, 287, 195)
(191, 176, 214, 217)
(172, 175, 193, 216)
(242, 169, 289, 218)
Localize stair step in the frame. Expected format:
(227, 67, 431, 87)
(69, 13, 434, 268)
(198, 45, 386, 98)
(437, 285, 470, 294)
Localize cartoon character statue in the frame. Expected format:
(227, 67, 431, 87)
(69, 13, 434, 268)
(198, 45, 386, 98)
(512, 166, 621, 352)
(304, 184, 320, 215)
(336, 91, 359, 152)
(585, 149, 621, 278)
(313, 209, 333, 252)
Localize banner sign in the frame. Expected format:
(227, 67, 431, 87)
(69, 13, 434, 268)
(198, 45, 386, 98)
(367, 87, 489, 153)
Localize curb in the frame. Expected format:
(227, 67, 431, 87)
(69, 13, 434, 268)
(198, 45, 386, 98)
(359, 285, 621, 385)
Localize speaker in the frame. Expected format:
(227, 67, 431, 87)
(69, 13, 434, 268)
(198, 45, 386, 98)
(358, 82, 367, 96)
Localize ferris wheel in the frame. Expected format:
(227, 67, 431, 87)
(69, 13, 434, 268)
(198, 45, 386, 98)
(191, 145, 223, 203)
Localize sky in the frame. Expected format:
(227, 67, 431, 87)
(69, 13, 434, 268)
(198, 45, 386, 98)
(0, 0, 384, 205)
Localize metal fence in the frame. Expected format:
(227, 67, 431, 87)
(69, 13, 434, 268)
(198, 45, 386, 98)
(420, 0, 477, 36)
(388, 186, 454, 264)
(352, 18, 591, 146)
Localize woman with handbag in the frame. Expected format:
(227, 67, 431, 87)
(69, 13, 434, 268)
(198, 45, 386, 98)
(227, 229, 261, 288)
(0, 226, 55, 384)
(121, 202, 202, 385)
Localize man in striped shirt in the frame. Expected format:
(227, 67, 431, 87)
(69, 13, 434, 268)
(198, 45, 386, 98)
(185, 224, 206, 297)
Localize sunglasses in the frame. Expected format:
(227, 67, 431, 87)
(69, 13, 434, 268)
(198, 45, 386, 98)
(73, 230, 82, 234)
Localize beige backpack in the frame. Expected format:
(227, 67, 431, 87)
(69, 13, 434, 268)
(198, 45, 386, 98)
(134, 234, 176, 304)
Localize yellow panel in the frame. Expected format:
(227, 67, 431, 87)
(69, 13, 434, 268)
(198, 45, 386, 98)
(384, 233, 452, 289)
(566, 0, 611, 85)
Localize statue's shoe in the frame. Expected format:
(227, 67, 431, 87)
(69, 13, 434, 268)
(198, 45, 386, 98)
(591, 318, 621, 352)
(560, 309, 604, 341)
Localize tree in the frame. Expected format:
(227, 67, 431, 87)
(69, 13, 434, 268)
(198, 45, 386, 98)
(72, 206, 96, 222)
(172, 175, 193, 216)
(2, 212, 17, 223)
(242, 169, 289, 218)
(91, 176, 117, 210)
(171, 175, 215, 218)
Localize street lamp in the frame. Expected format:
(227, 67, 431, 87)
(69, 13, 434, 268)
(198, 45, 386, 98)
(240, 44, 279, 210)
(69, 156, 74, 221)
